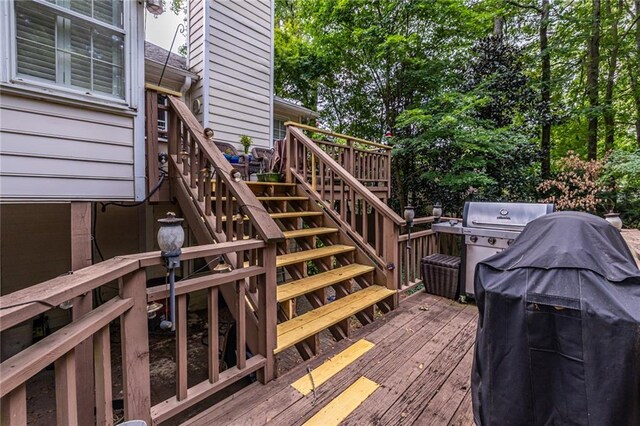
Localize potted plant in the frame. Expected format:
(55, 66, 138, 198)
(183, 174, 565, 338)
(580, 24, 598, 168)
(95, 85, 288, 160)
(240, 135, 252, 155)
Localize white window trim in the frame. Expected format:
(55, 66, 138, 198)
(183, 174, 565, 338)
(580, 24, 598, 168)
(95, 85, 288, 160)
(0, 0, 138, 112)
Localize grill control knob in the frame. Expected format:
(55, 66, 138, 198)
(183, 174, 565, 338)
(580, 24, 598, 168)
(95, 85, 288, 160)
(470, 236, 478, 243)
(488, 237, 496, 245)
(507, 239, 514, 246)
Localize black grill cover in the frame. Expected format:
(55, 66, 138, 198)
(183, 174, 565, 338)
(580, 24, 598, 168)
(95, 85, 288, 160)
(471, 212, 640, 426)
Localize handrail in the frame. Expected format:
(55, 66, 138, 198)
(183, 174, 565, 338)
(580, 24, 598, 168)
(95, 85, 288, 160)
(0, 238, 277, 425)
(288, 126, 403, 225)
(167, 96, 284, 243)
(285, 121, 392, 151)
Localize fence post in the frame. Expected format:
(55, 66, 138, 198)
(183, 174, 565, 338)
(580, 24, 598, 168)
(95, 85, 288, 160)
(119, 269, 152, 423)
(257, 244, 277, 383)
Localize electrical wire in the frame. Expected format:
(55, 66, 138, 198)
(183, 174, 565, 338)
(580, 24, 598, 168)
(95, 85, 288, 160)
(99, 170, 166, 211)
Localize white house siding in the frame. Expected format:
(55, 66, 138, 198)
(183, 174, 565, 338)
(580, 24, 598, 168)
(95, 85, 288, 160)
(0, 95, 135, 201)
(188, 0, 206, 124)
(189, 0, 273, 149)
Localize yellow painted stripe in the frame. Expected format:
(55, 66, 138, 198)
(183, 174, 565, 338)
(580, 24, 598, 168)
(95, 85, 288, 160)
(302, 377, 379, 426)
(291, 340, 375, 396)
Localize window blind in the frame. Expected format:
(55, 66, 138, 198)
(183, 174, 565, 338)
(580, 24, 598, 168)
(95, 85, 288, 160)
(15, 0, 125, 99)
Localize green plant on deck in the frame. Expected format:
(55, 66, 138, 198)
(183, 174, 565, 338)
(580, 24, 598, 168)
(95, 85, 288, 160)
(240, 135, 252, 154)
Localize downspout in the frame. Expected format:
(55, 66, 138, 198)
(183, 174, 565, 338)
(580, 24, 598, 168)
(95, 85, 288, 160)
(180, 75, 193, 95)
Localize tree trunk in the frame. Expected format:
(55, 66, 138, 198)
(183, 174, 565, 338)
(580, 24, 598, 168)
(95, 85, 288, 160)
(603, 0, 622, 154)
(632, 0, 640, 149)
(540, 0, 552, 178)
(586, 0, 601, 160)
(494, 16, 504, 38)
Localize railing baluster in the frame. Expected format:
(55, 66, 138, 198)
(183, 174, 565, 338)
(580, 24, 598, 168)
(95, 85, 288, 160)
(363, 200, 368, 244)
(236, 279, 247, 370)
(215, 173, 223, 233)
(225, 184, 234, 240)
(208, 287, 220, 383)
(0, 384, 27, 426)
(205, 163, 212, 217)
(176, 294, 188, 401)
(198, 151, 205, 203)
(190, 133, 197, 188)
(55, 351, 78, 425)
(94, 325, 113, 426)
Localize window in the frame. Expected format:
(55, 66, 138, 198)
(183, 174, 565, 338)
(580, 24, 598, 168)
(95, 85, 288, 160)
(14, 0, 125, 99)
(157, 94, 168, 139)
(273, 118, 286, 142)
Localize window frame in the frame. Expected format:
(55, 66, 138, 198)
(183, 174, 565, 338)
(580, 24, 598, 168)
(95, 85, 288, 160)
(1, 0, 136, 110)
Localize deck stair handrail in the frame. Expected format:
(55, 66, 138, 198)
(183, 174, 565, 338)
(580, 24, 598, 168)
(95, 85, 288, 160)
(285, 122, 393, 200)
(163, 93, 284, 244)
(0, 239, 277, 425)
(285, 124, 405, 291)
(285, 124, 444, 292)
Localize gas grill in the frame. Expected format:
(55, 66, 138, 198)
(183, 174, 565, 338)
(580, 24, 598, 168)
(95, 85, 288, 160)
(432, 201, 554, 298)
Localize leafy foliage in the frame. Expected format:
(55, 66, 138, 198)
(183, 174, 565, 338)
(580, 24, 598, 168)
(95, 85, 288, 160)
(274, 0, 640, 223)
(538, 151, 604, 212)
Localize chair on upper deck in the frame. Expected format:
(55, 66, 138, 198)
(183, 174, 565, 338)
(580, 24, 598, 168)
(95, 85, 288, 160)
(249, 147, 274, 176)
(214, 141, 249, 179)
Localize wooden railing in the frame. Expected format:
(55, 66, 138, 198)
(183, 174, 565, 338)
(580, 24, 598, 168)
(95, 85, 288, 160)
(285, 124, 453, 295)
(164, 94, 283, 245)
(0, 240, 277, 425)
(285, 125, 403, 302)
(285, 122, 392, 200)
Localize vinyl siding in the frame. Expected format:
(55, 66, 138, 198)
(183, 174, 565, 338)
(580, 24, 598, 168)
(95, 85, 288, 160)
(188, 0, 206, 123)
(0, 94, 135, 201)
(189, 0, 273, 149)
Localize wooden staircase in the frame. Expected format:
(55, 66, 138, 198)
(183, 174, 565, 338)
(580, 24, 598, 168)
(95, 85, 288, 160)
(219, 181, 395, 359)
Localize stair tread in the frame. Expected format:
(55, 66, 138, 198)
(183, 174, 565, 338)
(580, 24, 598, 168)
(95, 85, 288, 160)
(221, 211, 322, 221)
(275, 286, 395, 353)
(246, 181, 296, 186)
(282, 227, 339, 239)
(276, 245, 355, 267)
(277, 264, 375, 302)
(215, 196, 309, 202)
(269, 211, 323, 219)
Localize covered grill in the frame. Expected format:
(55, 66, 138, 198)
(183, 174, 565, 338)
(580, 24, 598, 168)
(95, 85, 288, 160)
(472, 211, 640, 425)
(432, 201, 554, 297)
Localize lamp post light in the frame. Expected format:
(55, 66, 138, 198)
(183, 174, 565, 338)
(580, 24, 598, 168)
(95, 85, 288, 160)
(432, 202, 443, 223)
(404, 205, 416, 250)
(157, 212, 185, 331)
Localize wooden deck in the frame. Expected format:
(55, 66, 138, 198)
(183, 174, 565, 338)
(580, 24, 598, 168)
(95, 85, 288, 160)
(183, 292, 477, 426)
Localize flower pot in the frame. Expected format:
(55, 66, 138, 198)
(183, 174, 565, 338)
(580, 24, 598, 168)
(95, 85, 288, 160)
(256, 172, 281, 182)
(604, 212, 623, 230)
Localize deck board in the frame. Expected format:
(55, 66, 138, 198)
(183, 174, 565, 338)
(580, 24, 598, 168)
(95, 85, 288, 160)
(181, 293, 476, 426)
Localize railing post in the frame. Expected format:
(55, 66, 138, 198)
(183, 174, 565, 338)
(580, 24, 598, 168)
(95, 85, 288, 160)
(119, 269, 152, 424)
(284, 127, 292, 182)
(257, 243, 277, 383)
(383, 217, 400, 308)
(145, 89, 160, 202)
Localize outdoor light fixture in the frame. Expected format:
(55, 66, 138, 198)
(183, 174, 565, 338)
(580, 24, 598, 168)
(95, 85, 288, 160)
(146, 0, 165, 16)
(605, 212, 623, 230)
(230, 168, 242, 182)
(147, 302, 163, 319)
(213, 257, 232, 273)
(404, 205, 416, 250)
(432, 202, 443, 223)
(157, 212, 184, 331)
(204, 128, 214, 139)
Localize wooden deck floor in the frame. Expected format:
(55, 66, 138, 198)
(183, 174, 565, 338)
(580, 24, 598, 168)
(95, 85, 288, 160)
(183, 293, 477, 426)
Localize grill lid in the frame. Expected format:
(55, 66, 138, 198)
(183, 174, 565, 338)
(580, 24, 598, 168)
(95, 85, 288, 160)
(462, 202, 554, 230)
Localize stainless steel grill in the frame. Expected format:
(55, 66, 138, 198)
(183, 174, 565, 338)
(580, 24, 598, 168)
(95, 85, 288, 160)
(432, 201, 554, 297)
